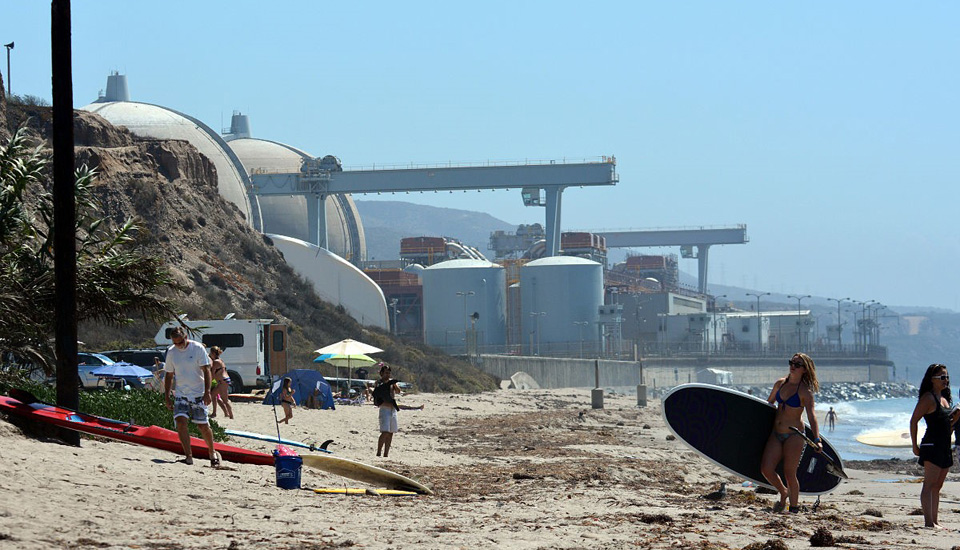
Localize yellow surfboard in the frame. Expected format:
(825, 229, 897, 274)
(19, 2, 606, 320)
(301, 454, 433, 494)
(313, 488, 418, 496)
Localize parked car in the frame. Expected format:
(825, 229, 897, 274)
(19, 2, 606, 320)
(77, 352, 115, 389)
(76, 352, 153, 390)
(101, 348, 167, 369)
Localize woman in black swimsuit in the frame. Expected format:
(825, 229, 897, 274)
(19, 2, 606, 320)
(760, 353, 822, 513)
(279, 377, 295, 424)
(909, 364, 959, 529)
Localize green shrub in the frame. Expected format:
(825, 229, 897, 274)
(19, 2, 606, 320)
(0, 372, 225, 441)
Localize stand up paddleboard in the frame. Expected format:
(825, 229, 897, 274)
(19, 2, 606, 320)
(661, 383, 844, 495)
(301, 454, 433, 495)
(225, 429, 334, 453)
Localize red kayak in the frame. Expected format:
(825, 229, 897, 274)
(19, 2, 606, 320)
(0, 395, 272, 465)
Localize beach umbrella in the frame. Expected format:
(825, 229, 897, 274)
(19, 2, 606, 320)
(313, 353, 377, 367)
(313, 339, 383, 356)
(313, 339, 383, 387)
(90, 362, 153, 378)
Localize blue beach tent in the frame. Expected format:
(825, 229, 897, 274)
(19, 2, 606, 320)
(263, 368, 335, 410)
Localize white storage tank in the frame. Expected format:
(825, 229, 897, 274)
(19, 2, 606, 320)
(421, 259, 506, 353)
(520, 256, 603, 355)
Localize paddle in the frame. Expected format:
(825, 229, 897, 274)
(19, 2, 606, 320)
(7, 387, 136, 431)
(9, 387, 41, 405)
(789, 426, 849, 480)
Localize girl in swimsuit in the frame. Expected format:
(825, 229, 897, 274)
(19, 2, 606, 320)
(760, 352, 822, 513)
(279, 377, 295, 424)
(209, 347, 234, 420)
(909, 364, 959, 529)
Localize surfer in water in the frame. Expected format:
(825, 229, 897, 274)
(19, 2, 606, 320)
(760, 352, 822, 513)
(909, 363, 959, 529)
(825, 407, 837, 431)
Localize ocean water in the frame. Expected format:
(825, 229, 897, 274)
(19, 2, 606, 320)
(818, 397, 918, 462)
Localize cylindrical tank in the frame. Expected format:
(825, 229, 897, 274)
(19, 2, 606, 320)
(421, 259, 506, 352)
(520, 256, 603, 355)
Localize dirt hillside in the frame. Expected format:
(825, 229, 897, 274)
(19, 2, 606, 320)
(0, 87, 496, 393)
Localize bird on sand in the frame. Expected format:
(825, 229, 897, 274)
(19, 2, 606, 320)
(702, 483, 727, 501)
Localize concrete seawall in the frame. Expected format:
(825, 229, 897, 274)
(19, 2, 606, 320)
(479, 354, 893, 390)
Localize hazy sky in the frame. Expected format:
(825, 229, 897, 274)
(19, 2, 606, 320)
(5, 2, 959, 310)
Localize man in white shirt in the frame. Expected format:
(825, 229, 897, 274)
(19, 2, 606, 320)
(163, 326, 218, 466)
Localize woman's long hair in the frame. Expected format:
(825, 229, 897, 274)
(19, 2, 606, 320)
(792, 353, 820, 393)
(918, 364, 952, 405)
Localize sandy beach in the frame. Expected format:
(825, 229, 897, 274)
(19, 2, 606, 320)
(1, 388, 959, 549)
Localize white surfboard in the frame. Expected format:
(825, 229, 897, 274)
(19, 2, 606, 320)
(855, 427, 953, 448)
(301, 454, 433, 495)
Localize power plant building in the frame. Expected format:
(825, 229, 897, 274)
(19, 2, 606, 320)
(519, 256, 603, 355)
(421, 259, 507, 353)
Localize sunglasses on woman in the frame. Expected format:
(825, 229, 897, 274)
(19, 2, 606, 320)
(788, 360, 805, 368)
(934, 375, 950, 381)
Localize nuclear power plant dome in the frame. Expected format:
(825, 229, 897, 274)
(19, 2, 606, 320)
(82, 96, 255, 225)
(223, 112, 366, 261)
(80, 76, 366, 262)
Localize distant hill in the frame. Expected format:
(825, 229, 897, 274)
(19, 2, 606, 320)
(355, 200, 515, 261)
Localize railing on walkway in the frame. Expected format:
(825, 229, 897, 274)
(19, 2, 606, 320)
(422, 335, 888, 362)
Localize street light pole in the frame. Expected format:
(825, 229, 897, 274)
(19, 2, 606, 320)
(851, 300, 875, 352)
(866, 303, 884, 347)
(746, 292, 770, 353)
(786, 294, 811, 351)
(3, 42, 13, 96)
(827, 297, 848, 351)
(574, 321, 589, 358)
(456, 291, 474, 353)
(712, 294, 727, 353)
(388, 298, 398, 336)
(530, 312, 546, 355)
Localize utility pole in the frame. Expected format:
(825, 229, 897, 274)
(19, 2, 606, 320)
(51, 0, 79, 446)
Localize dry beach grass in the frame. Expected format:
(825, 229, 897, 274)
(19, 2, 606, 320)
(1, 388, 959, 549)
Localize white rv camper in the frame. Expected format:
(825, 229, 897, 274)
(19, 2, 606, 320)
(155, 318, 288, 393)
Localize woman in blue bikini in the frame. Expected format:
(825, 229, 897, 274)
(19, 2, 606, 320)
(760, 352, 822, 513)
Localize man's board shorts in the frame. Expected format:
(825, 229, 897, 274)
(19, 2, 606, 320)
(379, 407, 398, 433)
(174, 396, 209, 424)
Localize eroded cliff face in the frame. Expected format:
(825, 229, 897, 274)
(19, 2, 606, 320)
(2, 100, 362, 364)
